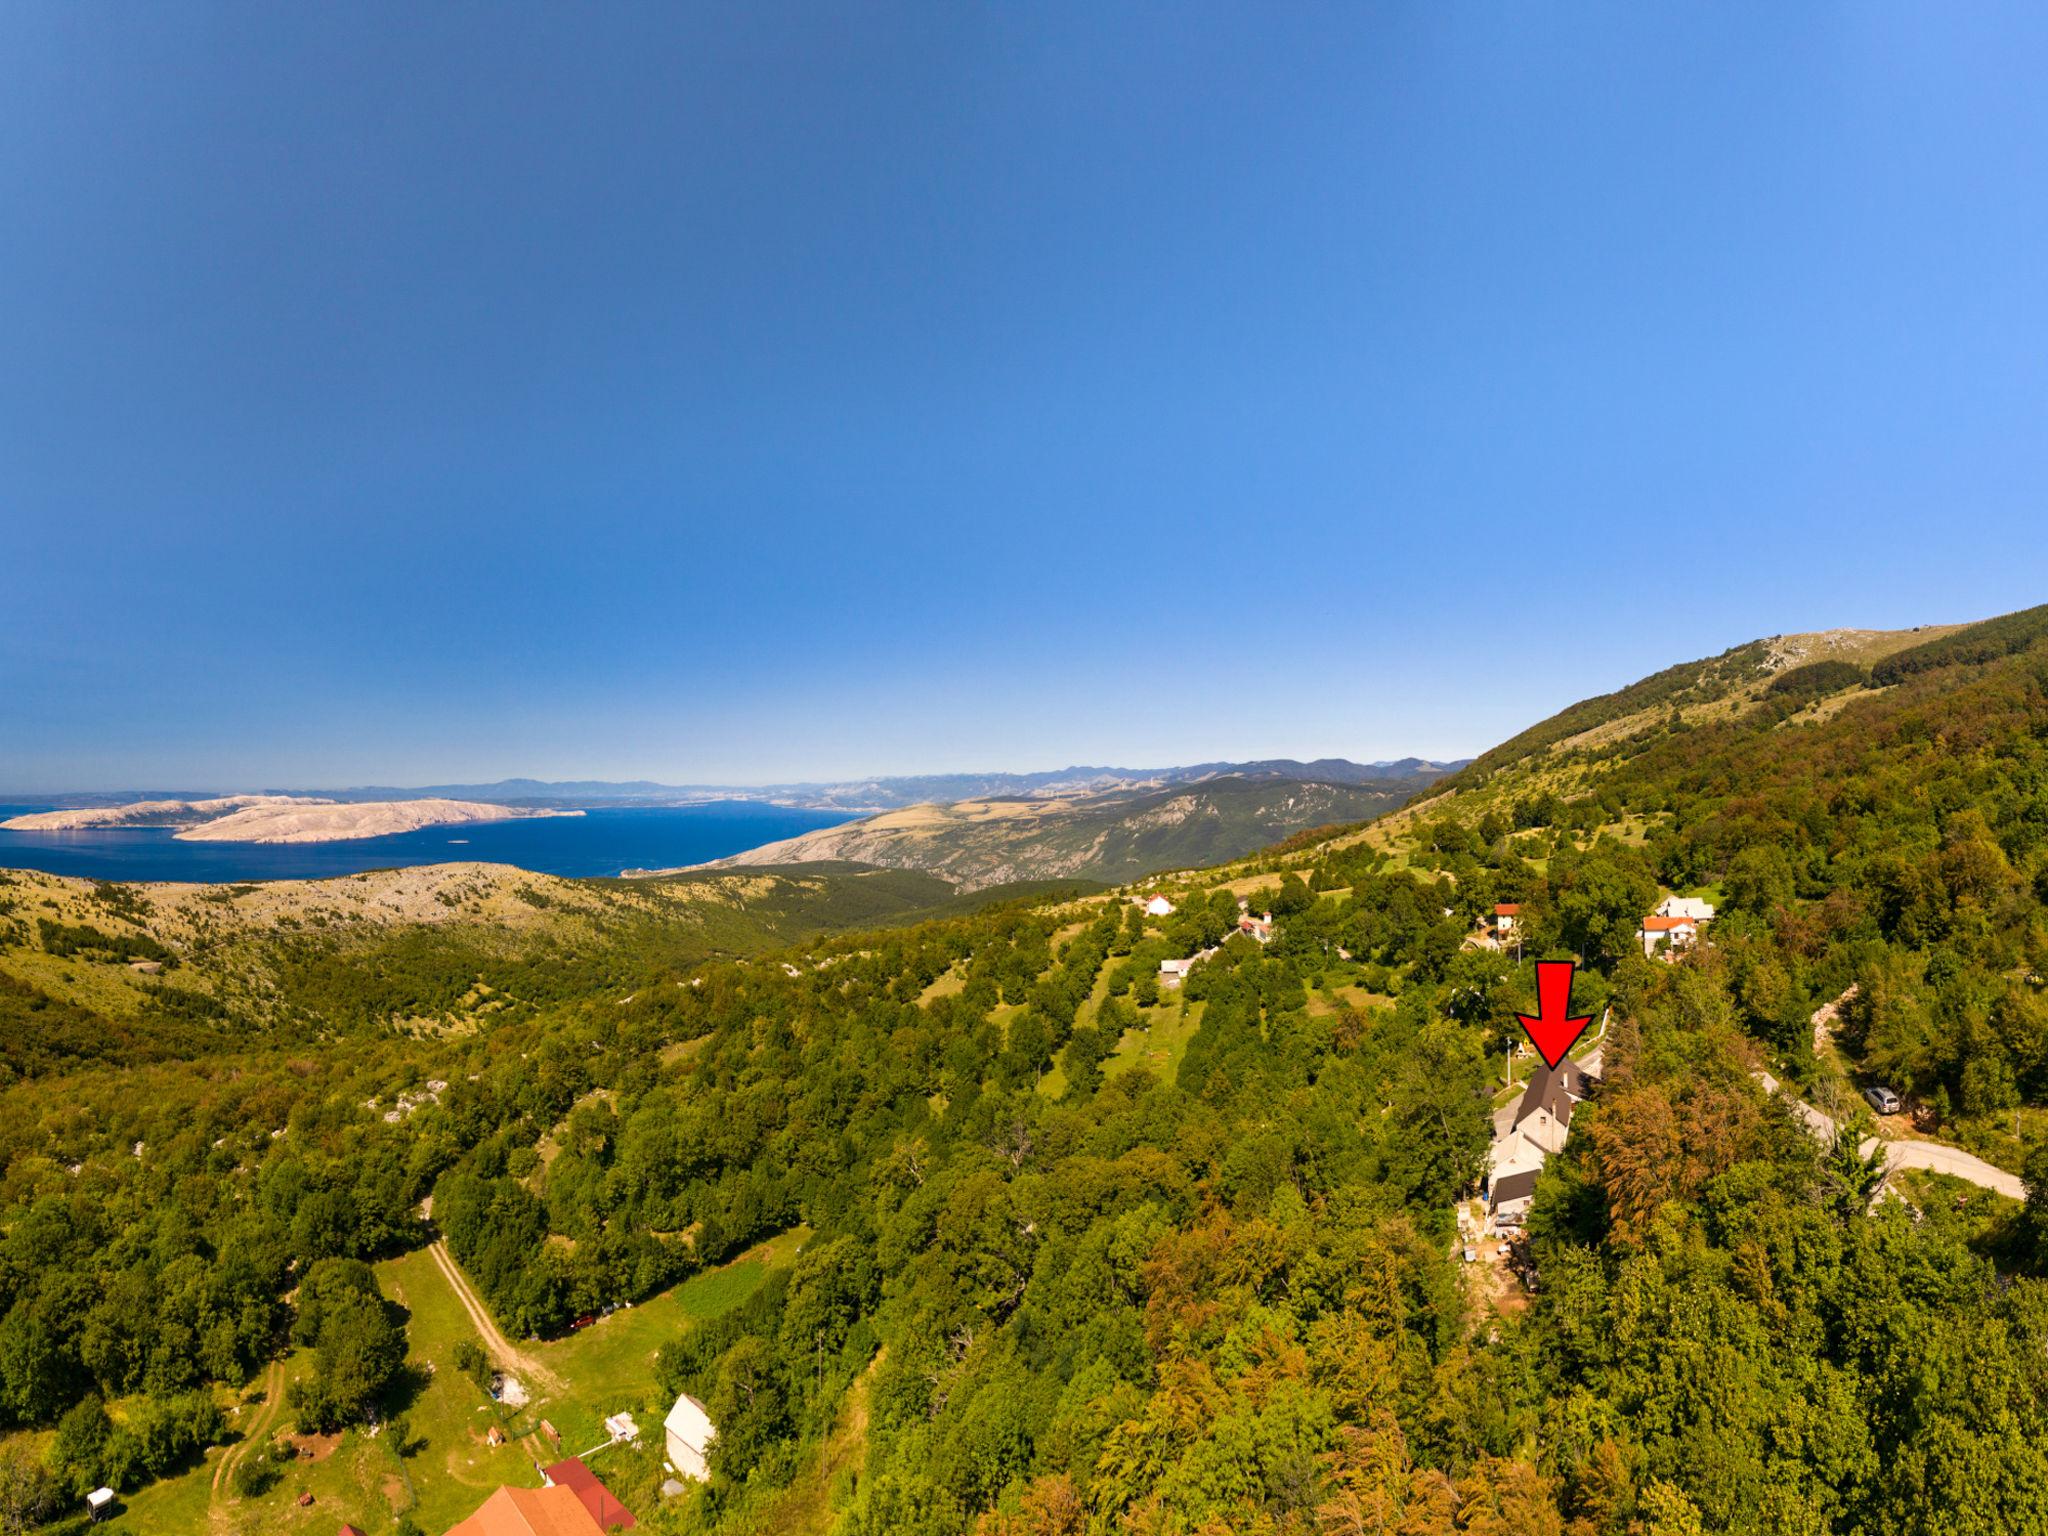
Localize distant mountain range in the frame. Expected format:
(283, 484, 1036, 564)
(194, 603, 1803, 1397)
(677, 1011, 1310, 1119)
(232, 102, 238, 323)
(679, 766, 1459, 890)
(18, 758, 1465, 816)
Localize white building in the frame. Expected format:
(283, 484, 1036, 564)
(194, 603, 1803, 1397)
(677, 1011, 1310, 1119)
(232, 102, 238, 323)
(1486, 1057, 1599, 1227)
(1142, 894, 1175, 917)
(1638, 914, 1702, 957)
(1656, 895, 1716, 922)
(665, 1392, 716, 1483)
(1159, 946, 1219, 987)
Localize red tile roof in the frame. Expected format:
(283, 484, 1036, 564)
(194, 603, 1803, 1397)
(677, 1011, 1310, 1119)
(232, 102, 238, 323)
(446, 1485, 606, 1536)
(1641, 915, 1696, 931)
(543, 1458, 637, 1532)
(1494, 903, 1521, 915)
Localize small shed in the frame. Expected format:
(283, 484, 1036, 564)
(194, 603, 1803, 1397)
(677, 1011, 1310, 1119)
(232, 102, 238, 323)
(86, 1488, 115, 1522)
(664, 1392, 716, 1483)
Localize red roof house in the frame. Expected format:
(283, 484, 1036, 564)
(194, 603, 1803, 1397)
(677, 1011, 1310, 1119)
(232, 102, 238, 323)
(542, 1458, 637, 1532)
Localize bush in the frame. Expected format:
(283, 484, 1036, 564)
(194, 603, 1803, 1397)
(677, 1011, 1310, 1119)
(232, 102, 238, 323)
(232, 1455, 280, 1498)
(452, 1339, 491, 1391)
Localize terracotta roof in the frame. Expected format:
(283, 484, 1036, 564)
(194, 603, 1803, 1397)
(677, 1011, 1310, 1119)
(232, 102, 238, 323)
(1494, 903, 1521, 915)
(445, 1484, 608, 1536)
(1641, 914, 1696, 931)
(543, 1459, 636, 1531)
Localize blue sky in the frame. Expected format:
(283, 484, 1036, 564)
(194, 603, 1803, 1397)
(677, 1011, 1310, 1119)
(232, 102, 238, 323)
(4, 4, 2047, 790)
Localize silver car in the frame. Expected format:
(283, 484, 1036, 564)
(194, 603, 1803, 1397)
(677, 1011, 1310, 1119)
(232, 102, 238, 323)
(1864, 1085, 1903, 1115)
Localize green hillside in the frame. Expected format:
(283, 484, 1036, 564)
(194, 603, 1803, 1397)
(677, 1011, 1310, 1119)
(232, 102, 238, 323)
(6, 613, 2048, 1535)
(706, 769, 1447, 890)
(1343, 602, 2048, 1166)
(0, 861, 967, 1078)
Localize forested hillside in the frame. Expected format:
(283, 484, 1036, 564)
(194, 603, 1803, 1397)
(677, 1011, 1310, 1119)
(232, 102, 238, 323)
(4, 610, 2048, 1535)
(702, 770, 1448, 891)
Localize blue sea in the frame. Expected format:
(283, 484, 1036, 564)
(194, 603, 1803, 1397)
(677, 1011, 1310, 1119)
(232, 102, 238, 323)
(0, 802, 859, 884)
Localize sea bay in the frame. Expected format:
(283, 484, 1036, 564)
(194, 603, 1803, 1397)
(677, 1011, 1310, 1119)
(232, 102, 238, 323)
(0, 801, 857, 883)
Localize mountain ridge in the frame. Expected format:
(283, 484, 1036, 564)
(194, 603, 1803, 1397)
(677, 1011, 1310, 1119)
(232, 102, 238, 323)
(686, 768, 1453, 889)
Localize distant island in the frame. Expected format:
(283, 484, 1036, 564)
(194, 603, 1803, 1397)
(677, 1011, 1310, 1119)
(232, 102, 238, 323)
(1, 795, 580, 845)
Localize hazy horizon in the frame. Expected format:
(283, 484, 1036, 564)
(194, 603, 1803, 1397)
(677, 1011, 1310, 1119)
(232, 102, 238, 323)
(0, 750, 1469, 801)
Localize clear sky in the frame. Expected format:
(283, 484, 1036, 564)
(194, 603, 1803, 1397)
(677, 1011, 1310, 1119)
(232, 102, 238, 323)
(5, 4, 2047, 791)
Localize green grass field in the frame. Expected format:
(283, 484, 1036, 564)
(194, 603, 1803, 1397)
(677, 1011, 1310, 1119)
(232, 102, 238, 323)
(1306, 983, 1391, 1018)
(521, 1227, 810, 1448)
(77, 1229, 808, 1536)
(1103, 999, 1203, 1085)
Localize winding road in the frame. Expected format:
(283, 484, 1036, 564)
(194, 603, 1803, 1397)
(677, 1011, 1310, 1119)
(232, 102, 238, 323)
(1755, 1070, 2025, 1201)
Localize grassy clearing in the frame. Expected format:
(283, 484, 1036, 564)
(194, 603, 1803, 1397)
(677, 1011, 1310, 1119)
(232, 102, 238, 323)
(524, 1226, 810, 1449)
(917, 965, 966, 1004)
(1104, 1001, 1204, 1085)
(1307, 984, 1391, 1018)
(82, 1229, 809, 1536)
(100, 1348, 419, 1536)
(989, 1001, 1027, 1046)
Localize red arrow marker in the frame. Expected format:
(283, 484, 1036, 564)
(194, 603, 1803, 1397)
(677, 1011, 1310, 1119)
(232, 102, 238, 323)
(1517, 959, 1593, 1069)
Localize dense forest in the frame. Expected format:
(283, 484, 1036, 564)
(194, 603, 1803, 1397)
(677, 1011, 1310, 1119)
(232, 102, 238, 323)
(4, 608, 2048, 1534)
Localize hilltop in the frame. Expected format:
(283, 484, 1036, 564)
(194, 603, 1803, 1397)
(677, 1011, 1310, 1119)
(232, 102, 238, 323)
(690, 768, 1451, 889)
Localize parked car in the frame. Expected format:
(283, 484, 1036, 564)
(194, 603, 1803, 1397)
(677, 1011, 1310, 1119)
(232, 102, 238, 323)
(1864, 1085, 1904, 1115)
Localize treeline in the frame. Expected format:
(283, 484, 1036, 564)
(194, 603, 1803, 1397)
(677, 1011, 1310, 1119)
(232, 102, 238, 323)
(1871, 600, 2048, 685)
(35, 918, 173, 966)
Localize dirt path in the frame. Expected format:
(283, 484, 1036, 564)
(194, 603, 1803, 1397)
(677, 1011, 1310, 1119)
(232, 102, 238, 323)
(211, 1358, 285, 1500)
(1811, 983, 1859, 1053)
(428, 1239, 565, 1395)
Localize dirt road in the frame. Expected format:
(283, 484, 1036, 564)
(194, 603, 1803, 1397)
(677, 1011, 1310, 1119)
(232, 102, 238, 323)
(211, 1358, 285, 1501)
(428, 1239, 564, 1395)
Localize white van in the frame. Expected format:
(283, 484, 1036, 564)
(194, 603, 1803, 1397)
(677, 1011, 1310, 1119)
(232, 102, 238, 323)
(1864, 1085, 1903, 1116)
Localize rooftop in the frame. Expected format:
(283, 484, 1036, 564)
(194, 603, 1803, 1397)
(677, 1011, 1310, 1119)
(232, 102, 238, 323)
(543, 1457, 637, 1532)
(445, 1484, 608, 1536)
